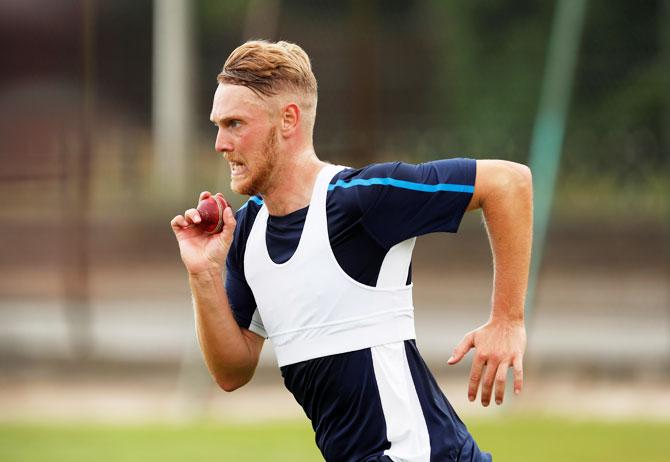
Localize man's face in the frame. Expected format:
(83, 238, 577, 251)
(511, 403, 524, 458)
(210, 84, 279, 196)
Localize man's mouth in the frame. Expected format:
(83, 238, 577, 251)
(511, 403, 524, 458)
(230, 161, 247, 177)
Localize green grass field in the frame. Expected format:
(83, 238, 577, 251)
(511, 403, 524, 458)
(1, 417, 668, 461)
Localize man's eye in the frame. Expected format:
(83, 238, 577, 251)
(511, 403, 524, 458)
(229, 120, 241, 128)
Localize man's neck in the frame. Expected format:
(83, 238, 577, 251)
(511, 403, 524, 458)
(261, 147, 327, 217)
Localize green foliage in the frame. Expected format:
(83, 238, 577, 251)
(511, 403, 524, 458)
(425, 0, 669, 182)
(197, 0, 248, 35)
(427, 0, 553, 161)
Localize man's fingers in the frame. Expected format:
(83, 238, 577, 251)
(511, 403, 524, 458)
(184, 208, 201, 224)
(447, 332, 474, 365)
(479, 358, 498, 406)
(199, 191, 211, 201)
(494, 361, 511, 405)
(512, 354, 524, 395)
(222, 205, 236, 226)
(467, 354, 486, 402)
(220, 207, 237, 243)
(170, 215, 188, 230)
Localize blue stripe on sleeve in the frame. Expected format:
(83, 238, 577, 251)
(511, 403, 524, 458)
(328, 177, 475, 194)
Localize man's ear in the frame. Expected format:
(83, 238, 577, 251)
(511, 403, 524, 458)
(280, 103, 300, 137)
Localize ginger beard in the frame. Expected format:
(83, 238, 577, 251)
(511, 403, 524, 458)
(230, 126, 279, 196)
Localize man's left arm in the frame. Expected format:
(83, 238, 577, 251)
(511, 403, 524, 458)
(447, 159, 533, 407)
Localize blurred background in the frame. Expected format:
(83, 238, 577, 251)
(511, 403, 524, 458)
(1, 0, 668, 460)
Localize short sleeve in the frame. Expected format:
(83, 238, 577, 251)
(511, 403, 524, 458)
(225, 261, 258, 330)
(336, 158, 475, 249)
(224, 198, 264, 333)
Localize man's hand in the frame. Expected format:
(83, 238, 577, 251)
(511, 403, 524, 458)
(170, 191, 237, 275)
(447, 319, 526, 406)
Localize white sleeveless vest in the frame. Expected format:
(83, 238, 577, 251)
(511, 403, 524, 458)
(244, 164, 417, 367)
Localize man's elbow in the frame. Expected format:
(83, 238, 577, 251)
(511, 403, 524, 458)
(216, 377, 238, 392)
(500, 161, 532, 197)
(214, 370, 254, 392)
(508, 161, 532, 185)
(470, 160, 532, 211)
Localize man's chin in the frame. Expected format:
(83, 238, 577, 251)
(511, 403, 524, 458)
(231, 178, 256, 196)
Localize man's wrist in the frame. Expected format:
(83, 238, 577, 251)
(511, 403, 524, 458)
(489, 310, 525, 325)
(188, 266, 224, 283)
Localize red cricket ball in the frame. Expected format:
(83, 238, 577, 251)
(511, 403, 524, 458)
(196, 195, 229, 234)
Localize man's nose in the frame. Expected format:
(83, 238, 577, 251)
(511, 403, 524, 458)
(215, 129, 233, 153)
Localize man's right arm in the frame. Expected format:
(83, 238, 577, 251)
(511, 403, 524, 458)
(189, 269, 264, 392)
(171, 191, 264, 392)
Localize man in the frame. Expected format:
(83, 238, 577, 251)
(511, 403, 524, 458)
(171, 40, 531, 462)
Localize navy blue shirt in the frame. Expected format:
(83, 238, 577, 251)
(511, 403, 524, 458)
(226, 158, 476, 329)
(224, 158, 488, 462)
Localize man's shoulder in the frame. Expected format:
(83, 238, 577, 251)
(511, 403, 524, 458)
(329, 162, 403, 184)
(232, 195, 264, 245)
(326, 162, 405, 199)
(329, 159, 476, 190)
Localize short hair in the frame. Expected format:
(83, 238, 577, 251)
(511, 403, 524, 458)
(217, 40, 317, 105)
